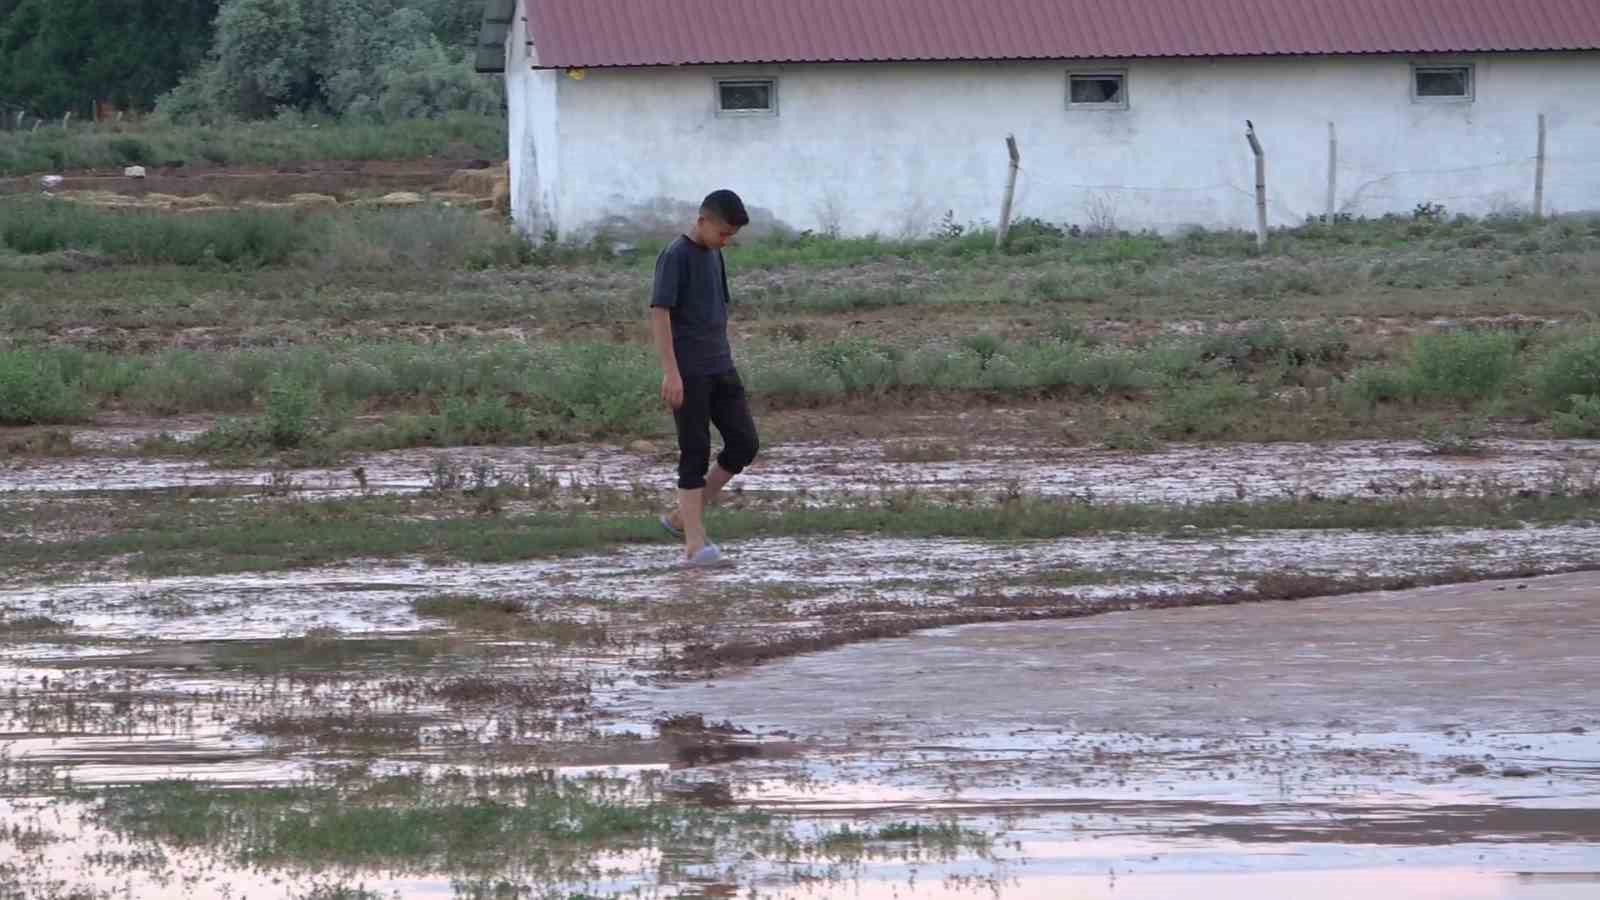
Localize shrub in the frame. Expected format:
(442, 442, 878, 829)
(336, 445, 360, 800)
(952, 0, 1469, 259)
(1530, 334, 1600, 409)
(432, 394, 530, 444)
(529, 344, 657, 435)
(1156, 378, 1253, 439)
(1552, 395, 1600, 438)
(1406, 331, 1519, 402)
(0, 350, 90, 425)
(1341, 366, 1413, 409)
(376, 38, 502, 121)
(1029, 272, 1106, 303)
(811, 338, 902, 393)
(108, 137, 153, 165)
(1066, 349, 1151, 396)
(262, 373, 321, 449)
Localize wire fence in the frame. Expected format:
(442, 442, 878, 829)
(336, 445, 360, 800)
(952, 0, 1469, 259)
(996, 120, 1600, 236)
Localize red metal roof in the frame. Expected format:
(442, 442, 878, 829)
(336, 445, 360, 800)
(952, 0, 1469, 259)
(524, 0, 1600, 68)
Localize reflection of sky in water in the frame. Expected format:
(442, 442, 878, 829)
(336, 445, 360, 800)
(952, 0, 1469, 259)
(6, 795, 1597, 900)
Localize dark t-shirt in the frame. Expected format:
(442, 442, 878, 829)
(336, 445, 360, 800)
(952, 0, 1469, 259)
(650, 236, 734, 377)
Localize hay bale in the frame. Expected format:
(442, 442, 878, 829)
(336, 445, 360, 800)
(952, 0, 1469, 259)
(170, 193, 222, 208)
(289, 193, 339, 209)
(491, 175, 510, 215)
(447, 168, 502, 196)
(60, 190, 145, 208)
(430, 191, 482, 207)
(360, 191, 426, 208)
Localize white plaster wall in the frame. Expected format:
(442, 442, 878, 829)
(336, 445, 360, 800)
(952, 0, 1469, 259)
(503, 0, 560, 238)
(532, 53, 1600, 238)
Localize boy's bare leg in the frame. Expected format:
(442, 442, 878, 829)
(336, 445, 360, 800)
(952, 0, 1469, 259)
(669, 463, 733, 532)
(678, 487, 708, 557)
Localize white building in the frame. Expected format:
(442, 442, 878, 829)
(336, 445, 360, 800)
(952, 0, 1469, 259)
(477, 0, 1600, 240)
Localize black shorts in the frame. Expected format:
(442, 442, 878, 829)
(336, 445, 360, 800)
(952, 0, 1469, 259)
(672, 370, 759, 490)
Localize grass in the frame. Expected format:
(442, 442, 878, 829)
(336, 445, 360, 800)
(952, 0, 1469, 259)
(0, 114, 506, 176)
(241, 713, 424, 750)
(812, 820, 989, 858)
(0, 196, 530, 269)
(411, 595, 614, 645)
(6, 323, 1593, 443)
(4, 487, 1596, 580)
(90, 771, 769, 871)
(0, 615, 71, 636)
(1, 216, 1596, 410)
(78, 773, 991, 894)
(213, 634, 453, 674)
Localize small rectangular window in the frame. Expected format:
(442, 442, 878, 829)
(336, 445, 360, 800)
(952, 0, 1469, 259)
(1413, 64, 1473, 101)
(717, 79, 777, 116)
(1068, 71, 1128, 109)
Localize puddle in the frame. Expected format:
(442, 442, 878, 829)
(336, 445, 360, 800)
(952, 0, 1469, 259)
(5, 437, 1598, 505)
(5, 526, 1599, 640)
(638, 574, 1600, 891)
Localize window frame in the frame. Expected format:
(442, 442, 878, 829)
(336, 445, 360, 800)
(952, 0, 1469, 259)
(1411, 63, 1474, 103)
(715, 78, 779, 117)
(1066, 69, 1130, 111)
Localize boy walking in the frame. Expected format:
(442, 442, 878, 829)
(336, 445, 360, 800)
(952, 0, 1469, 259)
(651, 190, 760, 567)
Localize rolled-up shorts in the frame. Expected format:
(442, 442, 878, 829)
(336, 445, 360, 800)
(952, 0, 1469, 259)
(672, 370, 759, 490)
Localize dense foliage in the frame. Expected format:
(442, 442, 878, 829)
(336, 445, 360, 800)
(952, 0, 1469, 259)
(0, 0, 493, 121)
(0, 0, 219, 117)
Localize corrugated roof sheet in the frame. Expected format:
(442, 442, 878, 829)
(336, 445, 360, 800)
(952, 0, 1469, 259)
(521, 0, 1600, 69)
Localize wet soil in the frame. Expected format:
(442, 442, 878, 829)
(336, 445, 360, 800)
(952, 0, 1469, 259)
(646, 573, 1600, 892)
(6, 431, 1596, 506)
(3, 433, 1598, 896)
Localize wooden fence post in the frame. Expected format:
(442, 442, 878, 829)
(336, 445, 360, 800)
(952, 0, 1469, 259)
(996, 135, 1021, 250)
(1534, 113, 1547, 220)
(1325, 122, 1338, 224)
(61, 110, 72, 129)
(1245, 120, 1267, 250)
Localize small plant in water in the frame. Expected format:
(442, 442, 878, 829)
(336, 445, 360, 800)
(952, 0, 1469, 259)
(1420, 418, 1489, 456)
(428, 457, 466, 493)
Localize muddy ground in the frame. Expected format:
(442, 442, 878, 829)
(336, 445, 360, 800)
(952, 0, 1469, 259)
(649, 573, 1600, 895)
(4, 196, 1600, 896)
(2, 430, 1598, 897)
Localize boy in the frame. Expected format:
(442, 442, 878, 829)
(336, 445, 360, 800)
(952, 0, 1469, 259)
(650, 190, 760, 567)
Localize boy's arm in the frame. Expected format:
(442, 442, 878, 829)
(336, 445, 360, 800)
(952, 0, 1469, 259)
(650, 249, 685, 410)
(651, 308, 683, 410)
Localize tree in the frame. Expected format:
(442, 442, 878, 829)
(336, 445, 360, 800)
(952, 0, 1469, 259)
(377, 37, 499, 121)
(156, 0, 501, 122)
(0, 0, 219, 116)
(213, 0, 314, 117)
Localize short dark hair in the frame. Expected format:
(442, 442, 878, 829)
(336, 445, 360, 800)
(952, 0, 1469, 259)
(700, 189, 749, 227)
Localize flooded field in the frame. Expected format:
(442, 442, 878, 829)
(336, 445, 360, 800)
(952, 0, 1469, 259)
(8, 142, 1600, 897)
(2, 429, 1598, 897)
(6, 430, 1599, 504)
